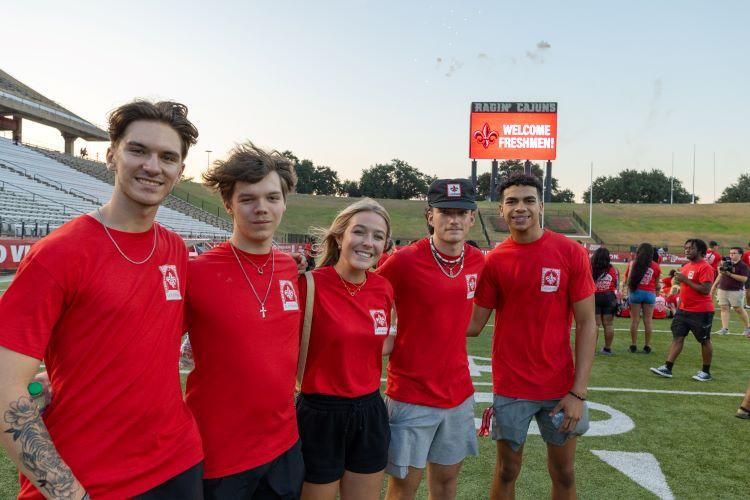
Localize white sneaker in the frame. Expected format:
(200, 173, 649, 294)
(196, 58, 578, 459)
(692, 371, 712, 382)
(714, 328, 729, 336)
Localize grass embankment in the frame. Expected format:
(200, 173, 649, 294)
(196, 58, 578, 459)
(175, 179, 750, 249)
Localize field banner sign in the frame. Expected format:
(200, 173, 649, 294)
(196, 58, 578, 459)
(469, 102, 557, 160)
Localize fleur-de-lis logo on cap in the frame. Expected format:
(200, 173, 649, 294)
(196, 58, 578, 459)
(473, 122, 499, 149)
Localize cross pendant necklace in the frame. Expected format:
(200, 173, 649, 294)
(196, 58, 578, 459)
(229, 242, 275, 319)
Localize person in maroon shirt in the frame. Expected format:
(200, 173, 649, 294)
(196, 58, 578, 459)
(0, 101, 204, 499)
(296, 199, 394, 500)
(184, 142, 305, 499)
(651, 239, 716, 381)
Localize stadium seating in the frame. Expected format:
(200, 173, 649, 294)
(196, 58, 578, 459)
(0, 137, 230, 238)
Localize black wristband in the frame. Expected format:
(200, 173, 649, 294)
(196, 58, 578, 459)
(82, 493, 90, 500)
(568, 390, 586, 401)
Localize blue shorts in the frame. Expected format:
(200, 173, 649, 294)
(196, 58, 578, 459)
(629, 289, 656, 305)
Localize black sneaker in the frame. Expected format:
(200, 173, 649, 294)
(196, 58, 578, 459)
(629, 345, 637, 353)
(643, 345, 652, 354)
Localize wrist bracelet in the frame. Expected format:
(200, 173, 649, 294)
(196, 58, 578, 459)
(568, 390, 586, 401)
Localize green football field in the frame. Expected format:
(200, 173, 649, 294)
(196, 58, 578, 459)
(1, 310, 748, 499)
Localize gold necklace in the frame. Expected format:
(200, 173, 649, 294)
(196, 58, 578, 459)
(335, 269, 367, 296)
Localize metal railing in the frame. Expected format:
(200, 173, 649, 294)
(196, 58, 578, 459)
(33, 173, 62, 190)
(0, 180, 82, 216)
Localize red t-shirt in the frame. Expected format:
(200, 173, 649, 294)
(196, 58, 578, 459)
(661, 276, 673, 290)
(376, 238, 485, 408)
(184, 243, 301, 478)
(705, 249, 721, 272)
(742, 251, 750, 268)
(624, 261, 661, 292)
(298, 266, 393, 397)
(474, 230, 595, 400)
(594, 266, 619, 293)
(0, 216, 202, 500)
(678, 260, 715, 313)
(653, 296, 667, 318)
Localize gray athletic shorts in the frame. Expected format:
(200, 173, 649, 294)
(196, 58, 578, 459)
(492, 395, 589, 451)
(384, 395, 478, 479)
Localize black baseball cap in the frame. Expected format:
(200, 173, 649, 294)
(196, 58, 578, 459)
(427, 178, 477, 210)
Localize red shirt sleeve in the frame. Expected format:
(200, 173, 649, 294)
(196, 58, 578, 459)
(569, 245, 596, 303)
(697, 264, 714, 284)
(474, 257, 499, 309)
(375, 250, 401, 293)
(0, 257, 66, 360)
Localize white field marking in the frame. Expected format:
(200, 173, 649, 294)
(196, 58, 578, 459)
(591, 450, 674, 500)
(472, 397, 634, 436)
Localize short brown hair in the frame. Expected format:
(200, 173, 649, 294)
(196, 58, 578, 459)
(202, 141, 297, 204)
(108, 100, 198, 158)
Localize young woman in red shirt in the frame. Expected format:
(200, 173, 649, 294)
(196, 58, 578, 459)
(591, 247, 619, 355)
(622, 243, 662, 353)
(297, 199, 394, 500)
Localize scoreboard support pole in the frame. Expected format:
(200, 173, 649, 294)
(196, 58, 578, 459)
(490, 159, 499, 202)
(470, 160, 477, 191)
(544, 160, 552, 203)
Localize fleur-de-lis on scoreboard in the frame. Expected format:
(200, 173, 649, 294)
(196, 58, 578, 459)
(473, 122, 499, 149)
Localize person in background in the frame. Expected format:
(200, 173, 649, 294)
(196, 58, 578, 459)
(711, 247, 750, 336)
(705, 241, 721, 278)
(622, 243, 661, 354)
(651, 239, 715, 382)
(591, 247, 618, 355)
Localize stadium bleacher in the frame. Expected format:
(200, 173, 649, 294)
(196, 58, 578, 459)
(0, 137, 230, 238)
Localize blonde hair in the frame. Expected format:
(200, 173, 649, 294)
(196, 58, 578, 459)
(315, 198, 392, 268)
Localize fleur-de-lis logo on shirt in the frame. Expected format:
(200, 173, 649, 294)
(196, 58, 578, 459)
(473, 122, 499, 149)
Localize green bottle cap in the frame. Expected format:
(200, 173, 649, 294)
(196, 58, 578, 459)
(28, 381, 44, 397)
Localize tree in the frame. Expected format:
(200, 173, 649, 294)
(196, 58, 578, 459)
(311, 166, 340, 195)
(476, 172, 491, 200)
(483, 159, 574, 201)
(718, 174, 750, 202)
(339, 180, 362, 197)
(293, 159, 316, 194)
(582, 169, 694, 203)
(359, 159, 431, 199)
(551, 188, 575, 203)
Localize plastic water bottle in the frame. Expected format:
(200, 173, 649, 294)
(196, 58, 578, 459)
(552, 411, 564, 429)
(28, 381, 51, 415)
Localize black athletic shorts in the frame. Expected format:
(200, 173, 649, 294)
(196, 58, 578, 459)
(203, 440, 304, 500)
(671, 310, 714, 344)
(131, 461, 204, 499)
(296, 390, 390, 484)
(595, 291, 618, 316)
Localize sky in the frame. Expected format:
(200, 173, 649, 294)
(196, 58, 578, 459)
(2, 0, 748, 202)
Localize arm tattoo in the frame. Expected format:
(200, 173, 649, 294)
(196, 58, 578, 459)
(4, 396, 80, 499)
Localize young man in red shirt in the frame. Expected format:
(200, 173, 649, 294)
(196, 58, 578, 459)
(651, 239, 716, 381)
(705, 240, 721, 278)
(184, 142, 304, 498)
(0, 101, 204, 499)
(377, 179, 484, 500)
(467, 174, 596, 500)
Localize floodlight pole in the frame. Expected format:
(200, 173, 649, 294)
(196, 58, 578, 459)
(589, 162, 593, 238)
(670, 152, 674, 205)
(691, 144, 696, 204)
(713, 151, 716, 202)
(490, 159, 499, 202)
(205, 150, 212, 170)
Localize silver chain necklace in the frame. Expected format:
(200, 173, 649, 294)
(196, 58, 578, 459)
(95, 208, 158, 265)
(229, 242, 275, 319)
(429, 238, 465, 279)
